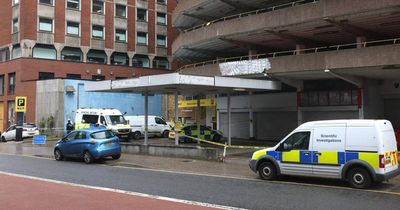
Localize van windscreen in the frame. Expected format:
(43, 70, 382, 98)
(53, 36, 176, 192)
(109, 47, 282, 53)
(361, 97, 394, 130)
(82, 115, 98, 124)
(108, 115, 126, 125)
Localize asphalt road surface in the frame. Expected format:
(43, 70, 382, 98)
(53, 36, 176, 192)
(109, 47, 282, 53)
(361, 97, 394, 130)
(0, 154, 399, 210)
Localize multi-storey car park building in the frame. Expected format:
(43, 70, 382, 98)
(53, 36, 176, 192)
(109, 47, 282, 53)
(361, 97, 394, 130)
(172, 0, 400, 141)
(0, 0, 177, 132)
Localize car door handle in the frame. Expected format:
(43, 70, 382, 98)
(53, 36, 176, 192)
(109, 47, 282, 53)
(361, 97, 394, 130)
(315, 152, 322, 156)
(303, 152, 311, 156)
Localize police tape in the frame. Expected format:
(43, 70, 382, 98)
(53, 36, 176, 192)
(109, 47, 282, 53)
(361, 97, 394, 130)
(182, 135, 266, 149)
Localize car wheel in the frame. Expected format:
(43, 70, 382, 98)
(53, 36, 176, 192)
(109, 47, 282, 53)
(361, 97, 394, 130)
(347, 167, 371, 189)
(133, 131, 141, 140)
(213, 134, 221, 142)
(258, 162, 277, 180)
(112, 154, 121, 160)
(54, 149, 63, 161)
(162, 130, 169, 138)
(83, 151, 94, 164)
(1, 136, 6, 143)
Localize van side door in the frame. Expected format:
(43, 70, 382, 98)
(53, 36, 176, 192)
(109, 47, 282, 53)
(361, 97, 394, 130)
(277, 130, 313, 176)
(312, 126, 346, 178)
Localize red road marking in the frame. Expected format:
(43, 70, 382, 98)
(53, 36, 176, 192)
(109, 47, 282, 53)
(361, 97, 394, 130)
(0, 173, 220, 210)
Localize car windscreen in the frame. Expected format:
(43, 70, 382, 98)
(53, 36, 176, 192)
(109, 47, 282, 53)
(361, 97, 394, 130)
(90, 130, 115, 139)
(108, 115, 126, 125)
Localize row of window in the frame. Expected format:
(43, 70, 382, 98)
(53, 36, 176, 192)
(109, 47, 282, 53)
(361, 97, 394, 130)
(13, 0, 168, 21)
(12, 18, 167, 47)
(4, 45, 169, 69)
(0, 73, 15, 96)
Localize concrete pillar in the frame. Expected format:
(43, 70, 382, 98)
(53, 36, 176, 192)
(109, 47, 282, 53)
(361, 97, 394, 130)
(249, 92, 254, 139)
(248, 50, 258, 59)
(148, 54, 156, 68)
(127, 51, 135, 67)
(81, 46, 90, 63)
(54, 43, 64, 60)
(196, 96, 201, 145)
(227, 93, 231, 146)
(167, 56, 173, 70)
(357, 36, 367, 48)
(174, 92, 179, 146)
(358, 88, 364, 119)
(105, 49, 114, 65)
(144, 92, 149, 145)
(21, 40, 35, 58)
(296, 44, 305, 55)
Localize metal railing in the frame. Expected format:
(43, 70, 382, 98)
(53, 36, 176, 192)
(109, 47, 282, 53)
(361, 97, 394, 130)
(182, 0, 318, 33)
(177, 37, 400, 71)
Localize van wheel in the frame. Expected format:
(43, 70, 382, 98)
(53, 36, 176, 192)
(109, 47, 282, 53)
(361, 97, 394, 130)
(258, 162, 277, 180)
(162, 130, 169, 138)
(347, 167, 371, 189)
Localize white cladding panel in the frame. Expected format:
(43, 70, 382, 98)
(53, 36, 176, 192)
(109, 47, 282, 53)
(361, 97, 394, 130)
(345, 126, 378, 151)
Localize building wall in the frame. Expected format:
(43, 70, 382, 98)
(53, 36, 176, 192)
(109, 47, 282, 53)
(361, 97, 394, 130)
(0, 1, 12, 46)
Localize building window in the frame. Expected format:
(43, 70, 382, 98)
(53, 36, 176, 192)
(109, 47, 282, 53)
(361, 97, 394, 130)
(152, 57, 169, 69)
(0, 75, 4, 96)
(87, 50, 107, 64)
(115, 29, 126, 42)
(39, 0, 53, 5)
(61, 47, 83, 62)
(157, 35, 166, 47)
(92, 0, 104, 14)
(13, 0, 19, 6)
(8, 73, 15, 95)
(92, 75, 105, 81)
(92, 25, 104, 39)
(115, 4, 126, 18)
(137, 32, 147, 45)
(33, 44, 56, 60)
(0, 48, 10, 62)
(157, 12, 166, 25)
(67, 0, 80, 9)
(111, 52, 128, 66)
(39, 72, 55, 80)
(66, 74, 81, 79)
(137, 9, 147, 22)
(39, 18, 53, 32)
(12, 45, 21, 59)
(66, 22, 80, 36)
(12, 18, 19, 33)
(132, 54, 150, 68)
(157, 0, 166, 5)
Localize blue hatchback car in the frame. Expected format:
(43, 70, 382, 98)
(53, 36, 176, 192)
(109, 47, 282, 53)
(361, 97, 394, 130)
(54, 128, 121, 164)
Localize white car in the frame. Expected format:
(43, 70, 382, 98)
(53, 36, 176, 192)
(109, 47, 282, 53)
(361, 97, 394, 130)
(1, 123, 40, 142)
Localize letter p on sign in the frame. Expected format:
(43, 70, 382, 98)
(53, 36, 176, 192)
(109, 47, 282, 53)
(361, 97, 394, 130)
(15, 96, 27, 112)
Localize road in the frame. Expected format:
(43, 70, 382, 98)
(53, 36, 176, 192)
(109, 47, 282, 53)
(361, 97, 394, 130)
(0, 154, 399, 210)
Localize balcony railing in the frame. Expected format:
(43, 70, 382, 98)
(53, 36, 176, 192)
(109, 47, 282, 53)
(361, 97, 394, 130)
(177, 37, 400, 71)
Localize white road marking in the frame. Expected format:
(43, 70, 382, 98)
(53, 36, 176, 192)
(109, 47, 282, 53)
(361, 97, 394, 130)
(0, 171, 246, 210)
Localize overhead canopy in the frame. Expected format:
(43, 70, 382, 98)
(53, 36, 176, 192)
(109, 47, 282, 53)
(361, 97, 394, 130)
(86, 73, 281, 94)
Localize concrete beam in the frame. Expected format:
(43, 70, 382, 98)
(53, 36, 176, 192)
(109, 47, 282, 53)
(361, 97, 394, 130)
(182, 12, 217, 22)
(265, 30, 330, 47)
(218, 38, 278, 52)
(324, 18, 388, 40)
(324, 69, 363, 87)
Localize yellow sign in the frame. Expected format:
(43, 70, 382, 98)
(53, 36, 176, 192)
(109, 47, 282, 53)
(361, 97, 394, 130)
(178, 99, 215, 108)
(15, 96, 27, 112)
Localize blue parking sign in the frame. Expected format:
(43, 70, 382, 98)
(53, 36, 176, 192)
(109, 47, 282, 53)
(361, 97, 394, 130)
(33, 135, 46, 145)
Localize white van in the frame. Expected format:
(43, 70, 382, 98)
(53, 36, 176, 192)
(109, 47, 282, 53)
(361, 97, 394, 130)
(249, 120, 399, 188)
(125, 115, 171, 139)
(75, 108, 131, 140)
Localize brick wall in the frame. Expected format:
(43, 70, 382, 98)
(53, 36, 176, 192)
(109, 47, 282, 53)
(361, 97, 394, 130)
(105, 0, 115, 49)
(54, 0, 66, 43)
(0, 1, 11, 46)
(20, 0, 37, 40)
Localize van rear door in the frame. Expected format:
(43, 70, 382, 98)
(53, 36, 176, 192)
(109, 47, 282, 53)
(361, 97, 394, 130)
(380, 129, 399, 172)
